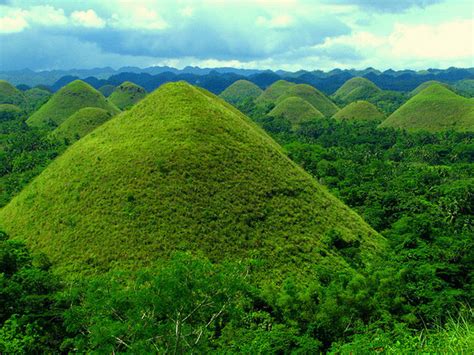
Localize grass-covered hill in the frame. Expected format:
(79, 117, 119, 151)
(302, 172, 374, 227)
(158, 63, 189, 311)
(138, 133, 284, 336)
(453, 79, 474, 97)
(410, 80, 450, 96)
(108, 81, 147, 110)
(99, 84, 116, 97)
(332, 77, 381, 104)
(51, 107, 113, 144)
(0, 104, 22, 121)
(333, 100, 385, 122)
(380, 84, 474, 132)
(0, 80, 26, 106)
(0, 81, 382, 279)
(219, 79, 263, 105)
(268, 96, 324, 130)
(255, 80, 296, 105)
(23, 87, 52, 113)
(26, 80, 120, 129)
(275, 84, 340, 117)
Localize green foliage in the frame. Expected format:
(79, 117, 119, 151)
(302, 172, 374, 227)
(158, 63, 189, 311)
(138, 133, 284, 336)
(332, 100, 385, 122)
(333, 77, 381, 104)
(453, 79, 474, 98)
(380, 84, 474, 132)
(255, 80, 295, 105)
(410, 80, 451, 96)
(0, 80, 26, 107)
(268, 96, 324, 131)
(219, 79, 262, 106)
(26, 80, 120, 129)
(98, 84, 116, 97)
(22, 88, 52, 113)
(0, 82, 381, 279)
(0, 104, 22, 121)
(108, 81, 147, 110)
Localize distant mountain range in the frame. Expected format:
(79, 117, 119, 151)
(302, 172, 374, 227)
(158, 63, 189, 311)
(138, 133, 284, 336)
(1, 66, 473, 95)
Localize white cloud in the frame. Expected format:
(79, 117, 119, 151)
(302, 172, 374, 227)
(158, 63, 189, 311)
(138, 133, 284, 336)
(27, 5, 67, 26)
(71, 9, 105, 28)
(110, 6, 167, 30)
(180, 6, 194, 17)
(0, 9, 28, 33)
(256, 14, 293, 29)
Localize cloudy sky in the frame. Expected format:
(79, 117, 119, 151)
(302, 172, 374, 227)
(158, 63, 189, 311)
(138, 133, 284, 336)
(0, 0, 473, 71)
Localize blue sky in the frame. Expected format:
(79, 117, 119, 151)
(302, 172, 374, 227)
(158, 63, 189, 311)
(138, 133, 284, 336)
(0, 0, 473, 71)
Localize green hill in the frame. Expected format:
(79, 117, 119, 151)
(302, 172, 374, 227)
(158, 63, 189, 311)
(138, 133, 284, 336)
(275, 84, 340, 117)
(333, 100, 385, 122)
(255, 80, 296, 105)
(23, 88, 52, 113)
(0, 104, 22, 121)
(51, 107, 113, 144)
(0, 80, 26, 106)
(268, 96, 324, 130)
(26, 80, 120, 129)
(410, 80, 450, 96)
(219, 80, 263, 105)
(453, 79, 474, 98)
(99, 84, 116, 97)
(0, 82, 382, 279)
(108, 81, 147, 110)
(333, 77, 381, 104)
(379, 84, 474, 132)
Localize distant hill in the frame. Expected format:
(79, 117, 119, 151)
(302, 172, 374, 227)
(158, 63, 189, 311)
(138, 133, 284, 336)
(453, 79, 474, 98)
(26, 80, 120, 129)
(333, 77, 381, 104)
(268, 97, 323, 130)
(379, 84, 474, 132)
(410, 80, 450, 96)
(275, 84, 340, 117)
(0, 80, 26, 106)
(99, 85, 116, 97)
(219, 80, 262, 105)
(0, 82, 382, 280)
(52, 107, 113, 144)
(23, 88, 51, 113)
(108, 81, 147, 110)
(333, 101, 385, 122)
(0, 104, 22, 121)
(255, 80, 296, 105)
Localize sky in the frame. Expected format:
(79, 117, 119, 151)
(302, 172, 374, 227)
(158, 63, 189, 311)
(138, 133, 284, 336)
(0, 0, 473, 72)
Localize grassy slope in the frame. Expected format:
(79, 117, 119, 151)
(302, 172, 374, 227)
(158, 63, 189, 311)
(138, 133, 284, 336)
(333, 77, 381, 103)
(23, 88, 52, 113)
(219, 80, 263, 105)
(0, 82, 382, 279)
(333, 100, 385, 122)
(0, 80, 26, 106)
(380, 84, 474, 132)
(99, 85, 116, 97)
(410, 80, 450, 96)
(276, 84, 340, 117)
(108, 81, 147, 110)
(255, 80, 296, 105)
(268, 96, 324, 130)
(52, 107, 113, 144)
(27, 80, 120, 128)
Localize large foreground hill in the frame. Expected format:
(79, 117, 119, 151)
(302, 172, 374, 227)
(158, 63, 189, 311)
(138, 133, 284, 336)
(0, 82, 382, 279)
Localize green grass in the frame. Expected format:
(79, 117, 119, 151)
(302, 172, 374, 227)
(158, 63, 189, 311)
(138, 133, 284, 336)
(108, 81, 147, 110)
(219, 80, 263, 105)
(268, 96, 324, 130)
(255, 80, 296, 105)
(26, 80, 120, 129)
(23, 88, 52, 113)
(410, 80, 450, 96)
(0, 80, 26, 107)
(0, 104, 22, 121)
(51, 107, 114, 144)
(379, 84, 474, 132)
(332, 77, 381, 104)
(0, 81, 383, 279)
(275, 84, 340, 117)
(332, 100, 385, 122)
(99, 85, 116, 97)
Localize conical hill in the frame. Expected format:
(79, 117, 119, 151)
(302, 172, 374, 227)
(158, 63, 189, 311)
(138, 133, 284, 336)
(108, 81, 147, 110)
(0, 80, 26, 106)
(333, 100, 385, 122)
(268, 97, 324, 130)
(0, 82, 382, 279)
(255, 80, 296, 105)
(333, 77, 381, 104)
(219, 80, 263, 105)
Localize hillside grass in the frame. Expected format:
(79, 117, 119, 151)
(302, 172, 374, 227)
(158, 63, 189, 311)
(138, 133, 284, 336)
(219, 80, 263, 105)
(410, 80, 450, 96)
(380, 84, 474, 132)
(108, 81, 147, 110)
(332, 100, 385, 122)
(99, 84, 116, 97)
(0, 80, 26, 107)
(26, 80, 120, 129)
(0, 82, 383, 280)
(333, 77, 381, 104)
(255, 80, 296, 105)
(51, 107, 113, 144)
(268, 96, 324, 130)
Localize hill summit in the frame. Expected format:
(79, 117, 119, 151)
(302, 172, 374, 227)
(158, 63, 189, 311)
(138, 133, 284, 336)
(219, 80, 263, 105)
(333, 77, 381, 104)
(0, 82, 382, 279)
(27, 80, 120, 128)
(268, 96, 324, 130)
(380, 84, 474, 132)
(108, 81, 147, 110)
(0, 80, 26, 107)
(333, 100, 385, 122)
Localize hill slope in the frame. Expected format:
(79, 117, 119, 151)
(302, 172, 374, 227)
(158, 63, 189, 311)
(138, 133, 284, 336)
(26, 80, 119, 128)
(333, 77, 381, 104)
(410, 80, 450, 96)
(219, 80, 263, 105)
(0, 80, 26, 106)
(276, 84, 340, 117)
(255, 80, 296, 105)
(108, 81, 147, 110)
(380, 84, 474, 132)
(333, 100, 385, 122)
(52, 107, 113, 144)
(268, 97, 324, 130)
(0, 82, 382, 279)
